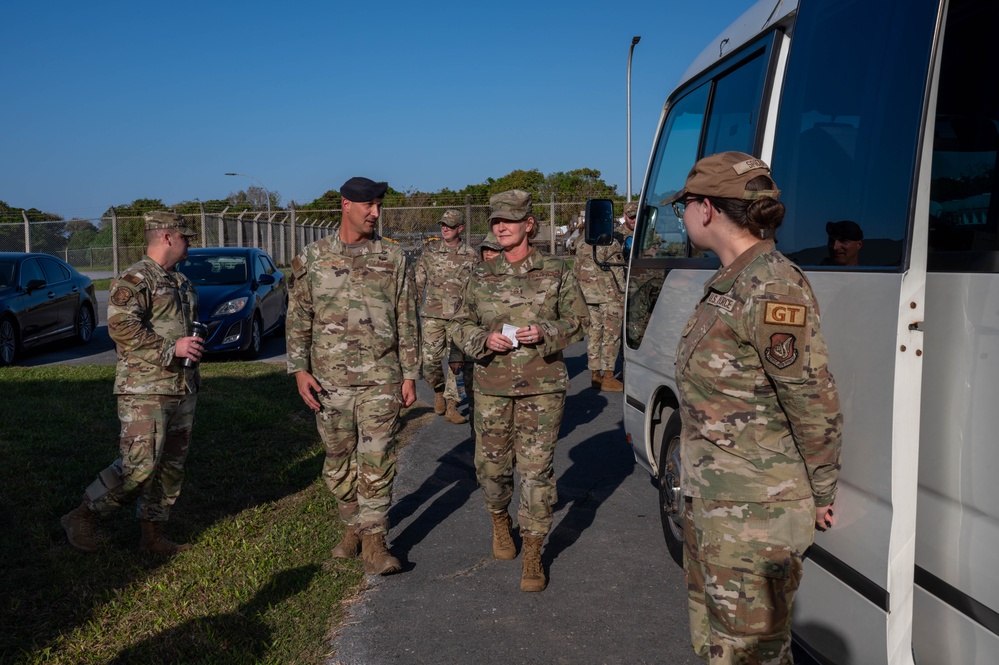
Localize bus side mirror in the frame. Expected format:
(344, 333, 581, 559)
(585, 199, 615, 246)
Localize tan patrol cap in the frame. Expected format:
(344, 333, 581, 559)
(488, 190, 532, 222)
(144, 211, 196, 237)
(441, 209, 463, 227)
(665, 151, 781, 204)
(479, 232, 502, 252)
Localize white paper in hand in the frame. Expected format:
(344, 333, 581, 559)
(501, 323, 520, 348)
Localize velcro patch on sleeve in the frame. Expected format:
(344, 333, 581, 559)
(110, 286, 133, 306)
(764, 302, 806, 327)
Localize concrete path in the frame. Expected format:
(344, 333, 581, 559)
(329, 342, 700, 665)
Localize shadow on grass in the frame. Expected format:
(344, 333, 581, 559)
(107, 564, 319, 665)
(0, 364, 327, 660)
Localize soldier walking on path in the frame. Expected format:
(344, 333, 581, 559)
(61, 211, 204, 555)
(574, 210, 626, 392)
(286, 176, 420, 576)
(414, 209, 479, 425)
(453, 190, 588, 592)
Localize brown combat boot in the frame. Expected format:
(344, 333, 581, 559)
(445, 399, 468, 424)
(361, 532, 401, 575)
(601, 371, 624, 392)
(490, 511, 516, 560)
(61, 502, 98, 553)
(139, 520, 191, 555)
(331, 524, 361, 559)
(591, 370, 602, 389)
(433, 391, 447, 415)
(521, 535, 547, 592)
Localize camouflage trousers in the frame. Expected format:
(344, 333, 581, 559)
(473, 391, 565, 537)
(316, 383, 401, 536)
(683, 496, 814, 665)
(85, 393, 197, 522)
(584, 300, 623, 371)
(421, 317, 461, 401)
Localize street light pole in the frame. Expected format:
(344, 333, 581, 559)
(224, 172, 271, 220)
(627, 35, 641, 203)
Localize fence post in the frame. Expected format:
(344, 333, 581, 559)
(21, 211, 30, 253)
(236, 211, 246, 247)
(110, 207, 120, 276)
(549, 194, 556, 254)
(252, 213, 261, 249)
(198, 201, 207, 248)
(465, 195, 472, 244)
(266, 211, 274, 256)
(289, 204, 297, 260)
(218, 206, 229, 247)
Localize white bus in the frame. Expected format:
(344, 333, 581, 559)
(590, 0, 999, 662)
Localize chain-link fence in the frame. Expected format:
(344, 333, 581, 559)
(0, 196, 603, 275)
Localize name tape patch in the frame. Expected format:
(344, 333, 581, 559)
(706, 293, 736, 312)
(764, 302, 806, 327)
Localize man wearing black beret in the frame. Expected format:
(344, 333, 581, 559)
(824, 220, 864, 267)
(286, 176, 419, 575)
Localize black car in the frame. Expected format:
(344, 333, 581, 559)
(0, 252, 98, 366)
(177, 247, 287, 359)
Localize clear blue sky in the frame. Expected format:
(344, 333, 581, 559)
(1, 0, 758, 221)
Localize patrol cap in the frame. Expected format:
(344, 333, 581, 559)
(624, 202, 638, 217)
(144, 210, 196, 237)
(441, 209, 463, 227)
(341, 176, 388, 202)
(826, 220, 863, 241)
(479, 232, 502, 253)
(488, 189, 532, 222)
(665, 151, 780, 204)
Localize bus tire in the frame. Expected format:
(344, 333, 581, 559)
(657, 410, 684, 568)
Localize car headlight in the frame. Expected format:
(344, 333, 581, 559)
(211, 297, 249, 317)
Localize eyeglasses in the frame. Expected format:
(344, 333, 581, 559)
(672, 197, 703, 219)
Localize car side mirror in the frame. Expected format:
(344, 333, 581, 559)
(584, 198, 616, 246)
(257, 274, 276, 286)
(25, 278, 46, 293)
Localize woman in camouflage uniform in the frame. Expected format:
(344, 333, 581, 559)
(670, 153, 842, 663)
(453, 190, 588, 592)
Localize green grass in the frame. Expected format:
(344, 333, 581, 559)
(91, 278, 111, 291)
(0, 362, 433, 664)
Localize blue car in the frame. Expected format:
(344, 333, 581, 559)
(0, 252, 98, 366)
(177, 247, 287, 359)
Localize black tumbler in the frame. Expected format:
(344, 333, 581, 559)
(181, 321, 208, 368)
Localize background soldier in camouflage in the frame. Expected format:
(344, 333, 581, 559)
(670, 153, 842, 663)
(414, 208, 478, 425)
(453, 190, 588, 593)
(286, 176, 419, 576)
(61, 211, 205, 555)
(573, 217, 625, 391)
(619, 201, 638, 254)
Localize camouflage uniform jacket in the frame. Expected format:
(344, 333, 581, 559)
(414, 240, 479, 319)
(107, 256, 199, 395)
(453, 249, 589, 396)
(676, 240, 842, 506)
(573, 237, 625, 304)
(285, 233, 420, 386)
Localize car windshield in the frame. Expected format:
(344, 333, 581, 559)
(178, 256, 248, 286)
(0, 260, 14, 288)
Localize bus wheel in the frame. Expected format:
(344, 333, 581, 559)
(657, 411, 684, 568)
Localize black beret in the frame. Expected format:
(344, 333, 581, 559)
(826, 220, 864, 241)
(341, 177, 388, 202)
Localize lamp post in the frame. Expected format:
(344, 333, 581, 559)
(627, 35, 641, 203)
(224, 172, 271, 220)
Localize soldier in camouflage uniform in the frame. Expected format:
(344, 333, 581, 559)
(670, 153, 842, 664)
(619, 201, 638, 254)
(452, 190, 588, 592)
(286, 177, 419, 576)
(61, 211, 205, 555)
(573, 218, 625, 391)
(414, 209, 478, 425)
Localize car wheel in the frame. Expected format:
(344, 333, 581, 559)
(0, 316, 19, 367)
(657, 410, 685, 568)
(76, 303, 95, 345)
(242, 315, 262, 359)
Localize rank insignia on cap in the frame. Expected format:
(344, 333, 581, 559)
(111, 286, 133, 306)
(765, 333, 798, 369)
